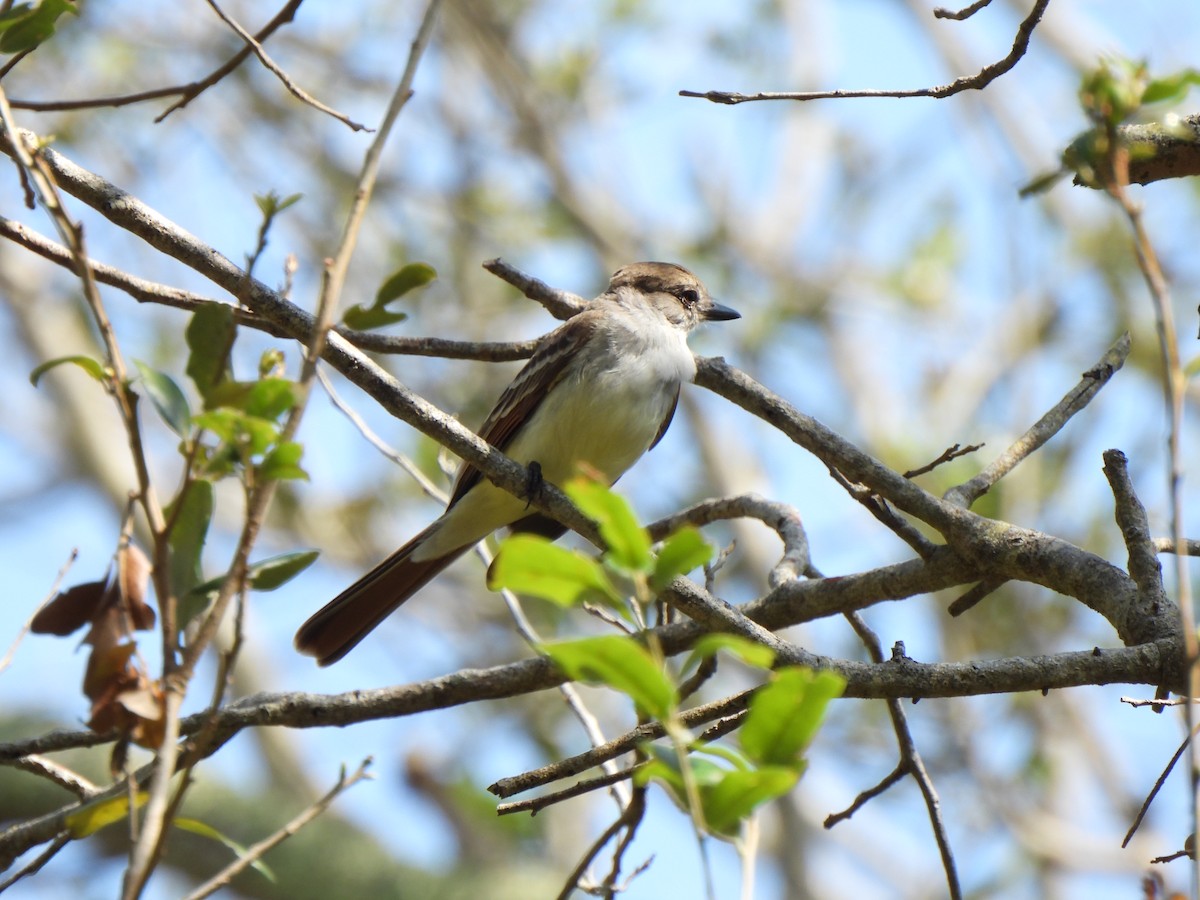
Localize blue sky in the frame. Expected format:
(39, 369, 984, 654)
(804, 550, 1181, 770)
(2, 1, 1200, 897)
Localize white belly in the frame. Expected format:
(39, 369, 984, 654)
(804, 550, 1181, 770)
(414, 320, 695, 561)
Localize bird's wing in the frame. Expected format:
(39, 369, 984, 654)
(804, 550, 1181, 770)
(447, 308, 601, 507)
(648, 387, 679, 450)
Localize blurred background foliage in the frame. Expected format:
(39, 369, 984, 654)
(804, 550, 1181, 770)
(1, 0, 1199, 897)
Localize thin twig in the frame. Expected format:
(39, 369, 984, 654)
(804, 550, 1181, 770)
(645, 493, 809, 587)
(825, 763, 906, 826)
(203, 0, 367, 131)
(680, 0, 1049, 105)
(0, 835, 69, 893)
(1099, 119, 1198, 886)
(903, 442, 984, 479)
(1103, 450, 1170, 610)
(946, 576, 1006, 616)
(6, 755, 99, 798)
(943, 332, 1131, 508)
(1123, 729, 1192, 848)
(7, 1, 304, 122)
(0, 216, 541, 360)
(933, 0, 993, 20)
(483, 257, 588, 320)
(181, 758, 373, 900)
(1153, 538, 1200, 557)
(554, 789, 646, 900)
(0, 548, 76, 675)
(839, 611, 961, 900)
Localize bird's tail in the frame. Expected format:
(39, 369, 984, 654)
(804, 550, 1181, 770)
(294, 522, 468, 666)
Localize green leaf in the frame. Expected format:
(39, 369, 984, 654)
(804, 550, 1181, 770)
(488, 534, 620, 606)
(175, 817, 276, 883)
(193, 409, 278, 456)
(203, 377, 298, 420)
(29, 354, 106, 386)
(185, 550, 319, 606)
(683, 634, 776, 676)
(701, 766, 799, 836)
(564, 479, 652, 573)
(0, 0, 76, 54)
(133, 360, 192, 437)
(186, 303, 235, 401)
(246, 550, 319, 590)
(259, 441, 308, 481)
(375, 262, 437, 305)
(341, 262, 437, 330)
(243, 378, 298, 420)
(65, 791, 147, 838)
(740, 667, 845, 767)
(253, 190, 302, 218)
(636, 743, 727, 796)
(543, 635, 676, 720)
(650, 527, 713, 591)
(166, 480, 213, 605)
(1141, 69, 1200, 105)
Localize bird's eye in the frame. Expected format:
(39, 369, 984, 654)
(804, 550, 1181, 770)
(677, 288, 701, 307)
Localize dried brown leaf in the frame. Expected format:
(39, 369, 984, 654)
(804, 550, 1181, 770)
(30, 578, 112, 635)
(118, 543, 156, 631)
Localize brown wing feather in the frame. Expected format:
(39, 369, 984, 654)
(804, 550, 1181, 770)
(447, 310, 600, 506)
(649, 387, 680, 450)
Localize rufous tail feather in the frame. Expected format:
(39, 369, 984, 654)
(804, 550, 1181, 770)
(294, 523, 468, 666)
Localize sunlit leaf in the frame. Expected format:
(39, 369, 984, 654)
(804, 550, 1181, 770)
(650, 527, 713, 591)
(254, 190, 302, 218)
(564, 478, 652, 573)
(1141, 69, 1200, 105)
(375, 262, 437, 305)
(192, 409, 278, 455)
(246, 550, 319, 590)
(543, 635, 675, 719)
(682, 633, 776, 676)
(117, 543, 155, 630)
(740, 667, 845, 767)
(166, 480, 213, 603)
(341, 262, 436, 330)
(259, 441, 307, 481)
(488, 534, 620, 606)
(29, 354, 106, 387)
(242, 378, 299, 420)
(701, 766, 799, 836)
(175, 817, 277, 883)
(65, 791, 148, 838)
(186, 302, 235, 401)
(0, 0, 76, 54)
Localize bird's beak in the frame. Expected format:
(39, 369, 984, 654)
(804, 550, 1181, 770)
(701, 299, 740, 322)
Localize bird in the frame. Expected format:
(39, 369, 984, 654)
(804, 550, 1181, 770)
(295, 262, 739, 665)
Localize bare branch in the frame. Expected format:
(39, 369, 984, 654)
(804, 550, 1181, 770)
(483, 257, 588, 319)
(5, 755, 99, 799)
(202, 0, 368, 131)
(1103, 449, 1170, 610)
(680, 0, 1050, 104)
(645, 493, 810, 587)
(7, 1, 304, 120)
(933, 0, 994, 20)
(944, 332, 1131, 508)
(180, 758, 373, 900)
(904, 442, 984, 479)
(841, 612, 961, 900)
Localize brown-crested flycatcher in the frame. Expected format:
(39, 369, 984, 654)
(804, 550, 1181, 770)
(295, 262, 739, 665)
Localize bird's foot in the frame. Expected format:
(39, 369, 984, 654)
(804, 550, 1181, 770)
(523, 460, 544, 509)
